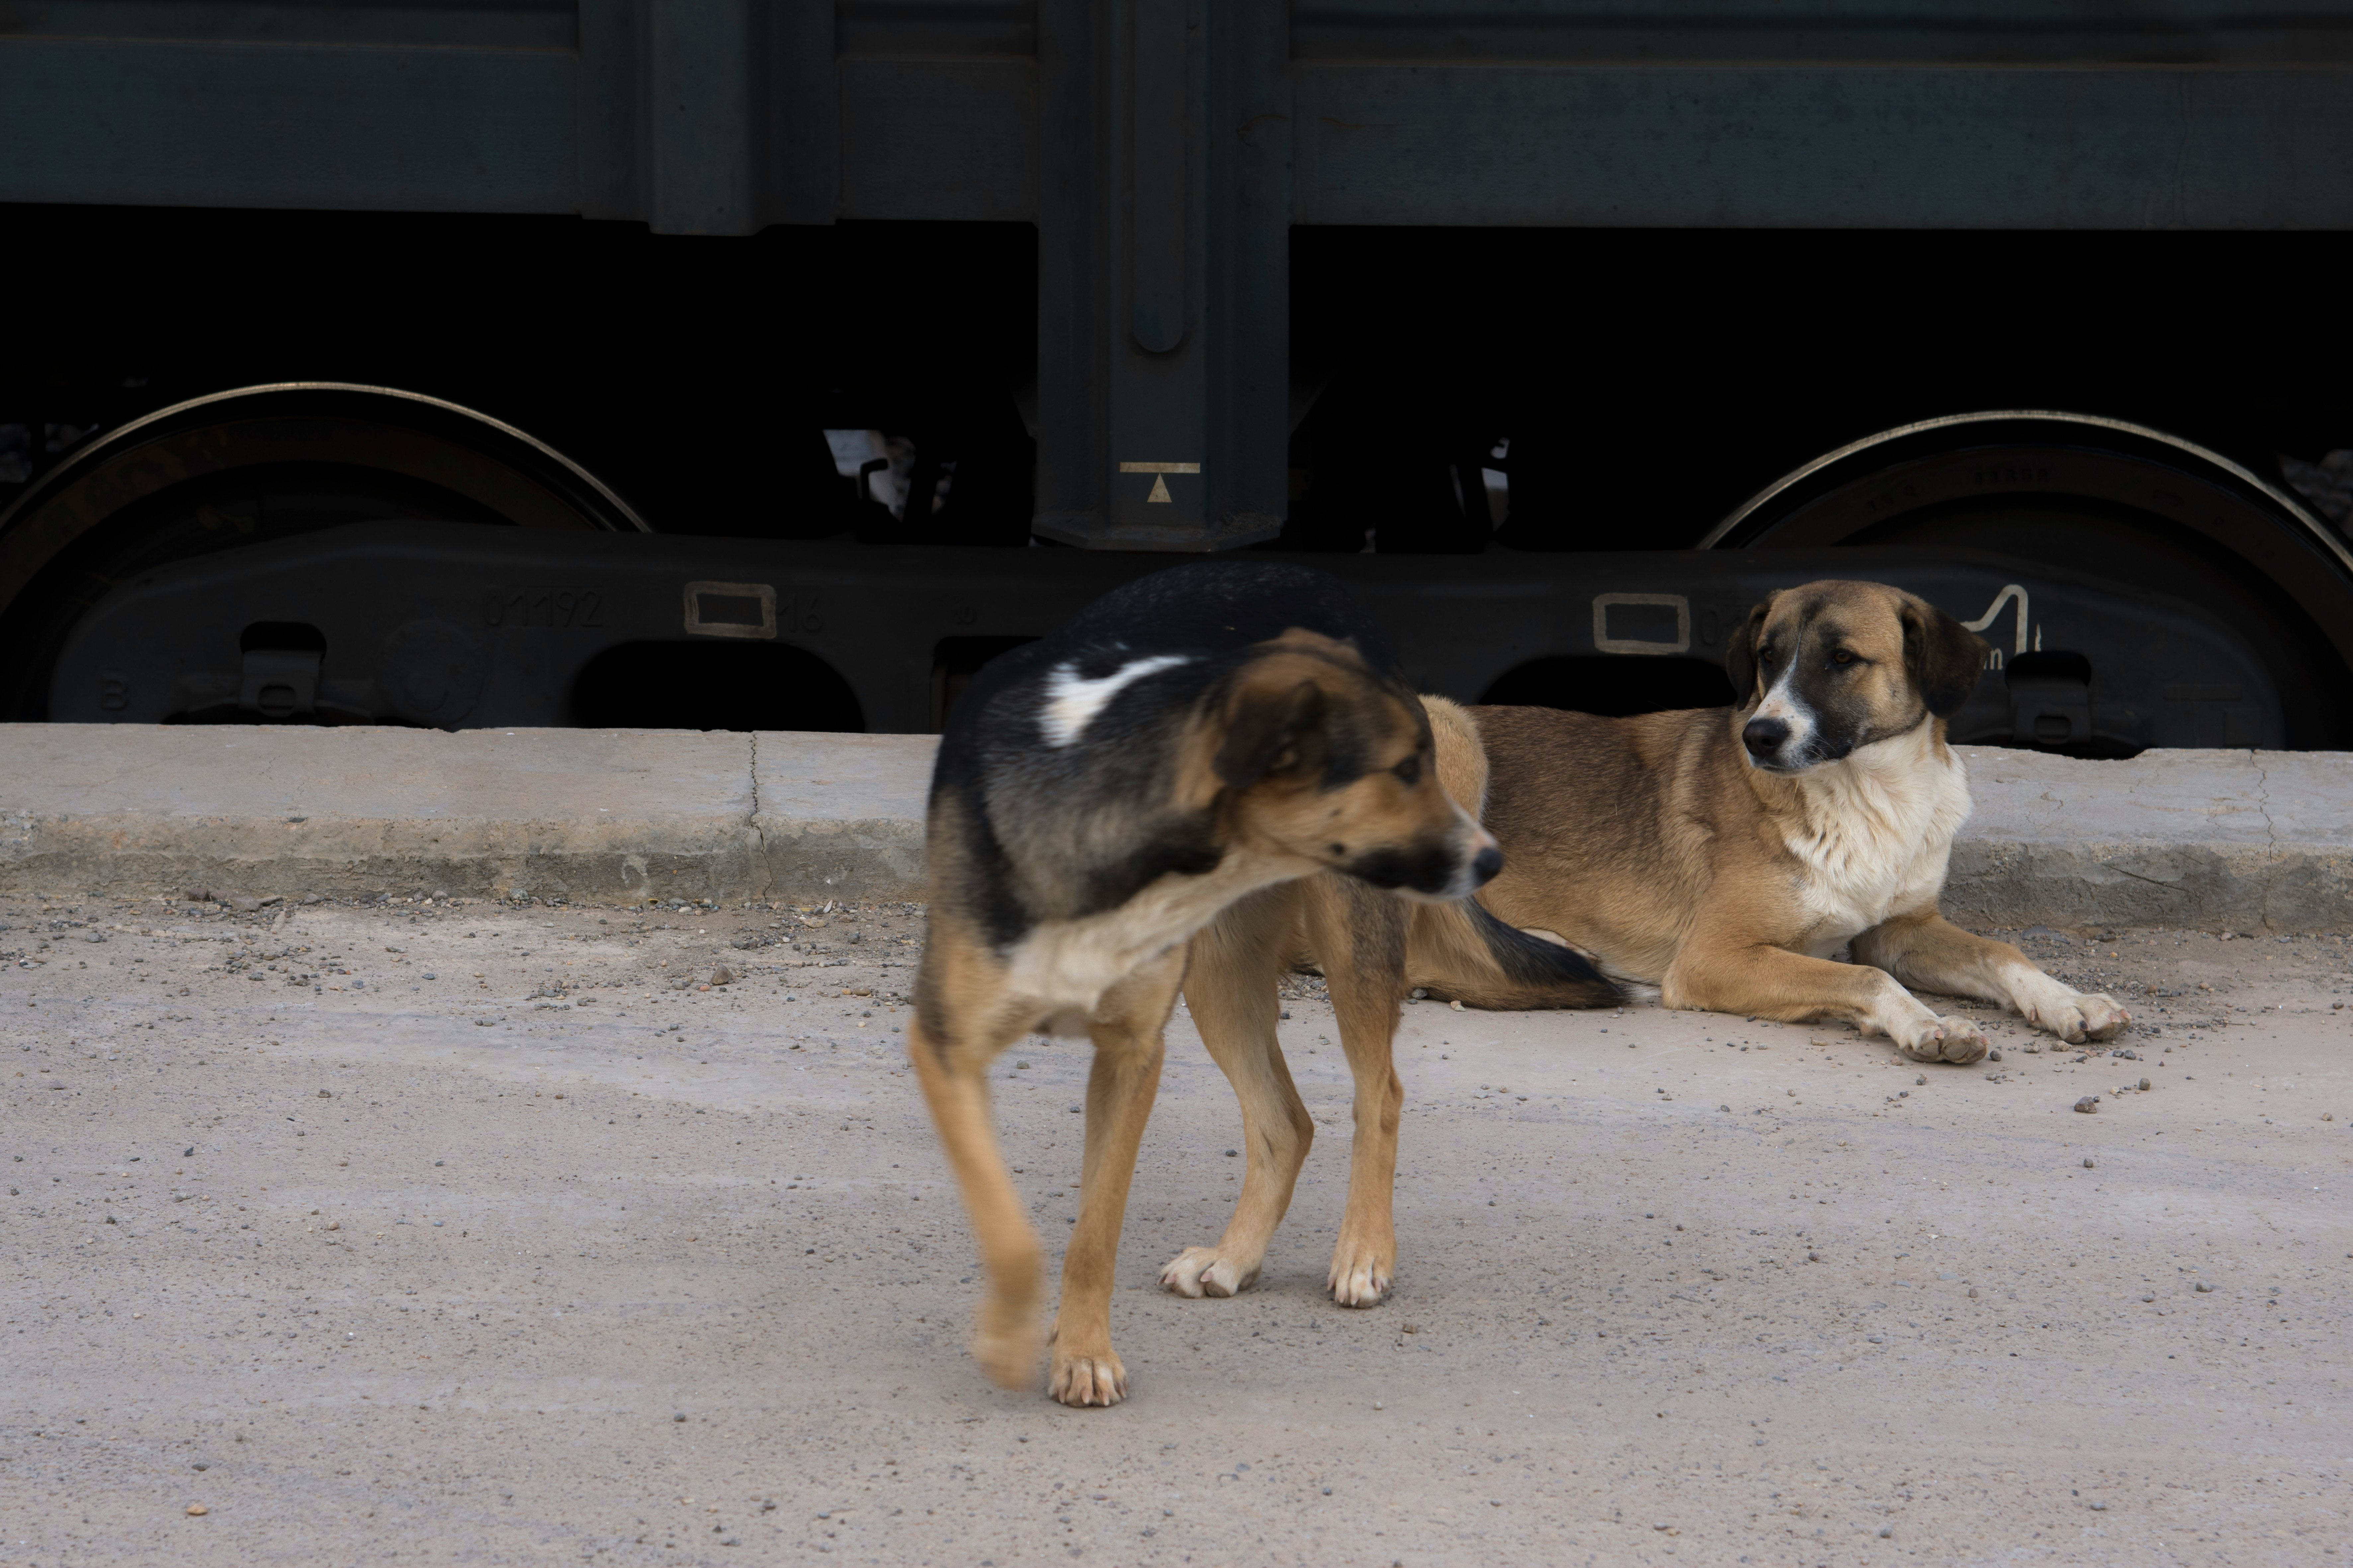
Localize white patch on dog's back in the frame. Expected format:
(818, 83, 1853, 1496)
(1040, 654, 1193, 747)
(1781, 719, 1972, 954)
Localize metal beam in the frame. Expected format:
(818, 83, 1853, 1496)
(1295, 63, 2353, 228)
(0, 37, 577, 212)
(578, 0, 837, 234)
(1034, 0, 1290, 550)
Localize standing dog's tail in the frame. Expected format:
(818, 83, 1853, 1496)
(1402, 694, 1617, 1010)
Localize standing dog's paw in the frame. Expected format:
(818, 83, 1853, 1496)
(970, 1293, 1041, 1390)
(1048, 1349, 1128, 1407)
(2032, 994, 2131, 1044)
(1895, 1014, 1988, 1065)
(1326, 1242, 1393, 1308)
(1159, 1246, 1257, 1299)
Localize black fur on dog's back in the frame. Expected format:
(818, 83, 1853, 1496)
(927, 562, 1417, 954)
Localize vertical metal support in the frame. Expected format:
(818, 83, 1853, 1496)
(576, 0, 838, 235)
(1036, 0, 1289, 550)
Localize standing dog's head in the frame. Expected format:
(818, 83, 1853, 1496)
(1724, 581, 1986, 775)
(1203, 630, 1501, 900)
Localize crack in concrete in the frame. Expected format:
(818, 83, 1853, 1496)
(2106, 864, 2181, 893)
(2251, 750, 2279, 932)
(746, 733, 775, 903)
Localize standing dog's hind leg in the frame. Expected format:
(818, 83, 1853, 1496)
(1160, 884, 1312, 1300)
(1308, 878, 1408, 1307)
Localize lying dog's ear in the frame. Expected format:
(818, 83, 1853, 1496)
(1723, 599, 1773, 705)
(1215, 679, 1328, 788)
(1902, 597, 1988, 718)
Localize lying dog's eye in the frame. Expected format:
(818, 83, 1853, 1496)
(1392, 755, 1422, 787)
(1832, 650, 1856, 666)
(1758, 647, 1774, 664)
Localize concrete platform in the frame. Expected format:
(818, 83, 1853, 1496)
(1, 723, 2347, 930)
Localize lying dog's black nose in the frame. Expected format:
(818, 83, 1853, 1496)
(1742, 717, 1790, 760)
(1471, 844, 1503, 886)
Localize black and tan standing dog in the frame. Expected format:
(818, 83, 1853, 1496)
(1160, 579, 2129, 1311)
(909, 562, 1607, 1405)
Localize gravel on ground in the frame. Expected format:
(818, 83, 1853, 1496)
(4, 893, 2348, 1565)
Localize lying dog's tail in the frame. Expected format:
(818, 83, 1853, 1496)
(1404, 897, 1618, 1010)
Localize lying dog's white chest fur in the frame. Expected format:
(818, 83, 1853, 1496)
(1002, 852, 1300, 1027)
(1779, 723, 1972, 954)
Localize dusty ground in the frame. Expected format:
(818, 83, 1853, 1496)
(3, 891, 2349, 1567)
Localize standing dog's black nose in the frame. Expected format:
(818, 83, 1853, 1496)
(1470, 844, 1503, 885)
(1742, 717, 1791, 761)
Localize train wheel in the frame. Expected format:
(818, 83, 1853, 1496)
(1702, 411, 2353, 750)
(0, 383, 643, 721)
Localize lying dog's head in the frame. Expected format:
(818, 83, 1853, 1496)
(1724, 580, 1986, 775)
(1205, 630, 1500, 900)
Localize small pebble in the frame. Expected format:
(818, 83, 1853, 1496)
(2138, 1077, 2151, 1091)
(2073, 1096, 2100, 1114)
(186, 1504, 209, 1517)
(2195, 1281, 2214, 1292)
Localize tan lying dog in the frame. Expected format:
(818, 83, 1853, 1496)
(1162, 579, 2126, 1311)
(1448, 579, 2131, 1058)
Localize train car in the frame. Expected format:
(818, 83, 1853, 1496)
(5, 1, 2350, 749)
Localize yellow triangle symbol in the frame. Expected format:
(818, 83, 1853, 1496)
(1146, 474, 1172, 503)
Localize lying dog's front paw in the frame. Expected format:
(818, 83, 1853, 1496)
(2036, 994, 2131, 1044)
(1895, 1014, 1988, 1065)
(1326, 1239, 1394, 1308)
(1158, 1246, 1257, 1299)
(1048, 1349, 1128, 1408)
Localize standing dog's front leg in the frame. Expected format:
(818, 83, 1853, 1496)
(1853, 911, 2130, 1045)
(909, 1011, 1044, 1392)
(1051, 949, 1183, 1407)
(1161, 884, 1314, 1301)
(1305, 877, 1409, 1307)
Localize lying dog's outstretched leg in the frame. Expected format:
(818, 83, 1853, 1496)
(1666, 931, 1989, 1064)
(1308, 877, 1408, 1307)
(1050, 948, 1182, 1407)
(909, 1008, 1044, 1392)
(1853, 911, 2130, 1045)
(1161, 885, 1312, 1301)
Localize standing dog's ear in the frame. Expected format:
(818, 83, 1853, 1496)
(1723, 598, 1774, 705)
(1215, 679, 1328, 788)
(1901, 597, 1989, 718)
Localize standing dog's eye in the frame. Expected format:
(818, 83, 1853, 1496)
(1392, 754, 1422, 787)
(1759, 647, 1774, 664)
(1832, 650, 1856, 666)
